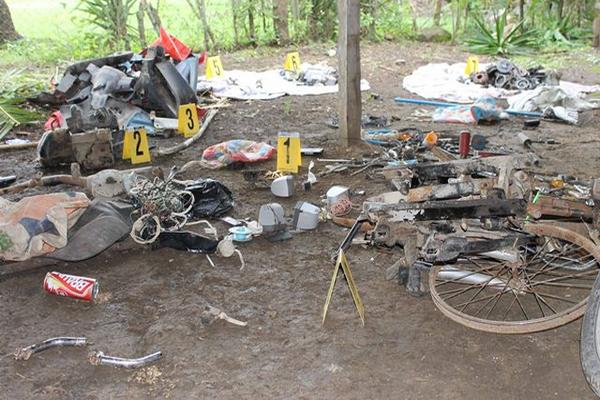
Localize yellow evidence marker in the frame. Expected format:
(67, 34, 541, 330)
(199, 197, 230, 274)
(205, 56, 224, 79)
(178, 103, 200, 138)
(322, 249, 365, 326)
(122, 127, 151, 164)
(464, 55, 479, 75)
(284, 51, 301, 73)
(276, 131, 301, 173)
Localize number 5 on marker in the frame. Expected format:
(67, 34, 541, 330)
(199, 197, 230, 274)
(178, 104, 200, 137)
(277, 131, 301, 173)
(123, 128, 151, 164)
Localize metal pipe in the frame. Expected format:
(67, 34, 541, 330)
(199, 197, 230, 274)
(438, 266, 508, 289)
(89, 350, 162, 369)
(479, 249, 519, 263)
(393, 97, 543, 118)
(14, 337, 88, 361)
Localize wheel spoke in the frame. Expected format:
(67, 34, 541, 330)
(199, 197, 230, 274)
(430, 225, 598, 334)
(523, 269, 546, 318)
(459, 263, 508, 313)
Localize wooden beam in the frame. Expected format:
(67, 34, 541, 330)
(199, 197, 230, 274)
(337, 0, 361, 147)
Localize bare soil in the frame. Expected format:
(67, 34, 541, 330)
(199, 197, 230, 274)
(1, 41, 600, 399)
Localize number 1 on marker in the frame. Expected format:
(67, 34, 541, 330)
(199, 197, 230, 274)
(277, 132, 301, 173)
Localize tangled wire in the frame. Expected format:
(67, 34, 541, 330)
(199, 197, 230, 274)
(128, 168, 196, 244)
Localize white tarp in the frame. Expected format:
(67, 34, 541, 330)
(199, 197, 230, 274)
(403, 62, 600, 104)
(198, 63, 371, 100)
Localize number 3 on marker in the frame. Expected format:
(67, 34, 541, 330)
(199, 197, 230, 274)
(178, 104, 200, 138)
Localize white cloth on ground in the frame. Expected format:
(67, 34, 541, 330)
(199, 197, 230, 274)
(198, 63, 371, 100)
(403, 62, 600, 104)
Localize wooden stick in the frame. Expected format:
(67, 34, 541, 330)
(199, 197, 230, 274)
(0, 141, 39, 151)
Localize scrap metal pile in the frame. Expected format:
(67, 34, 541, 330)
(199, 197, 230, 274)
(324, 128, 600, 334)
(469, 58, 554, 91)
(31, 30, 207, 171)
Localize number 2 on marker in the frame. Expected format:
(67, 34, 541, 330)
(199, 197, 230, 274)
(123, 127, 151, 164)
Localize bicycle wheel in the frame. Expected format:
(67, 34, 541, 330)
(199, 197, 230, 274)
(430, 224, 600, 334)
(581, 271, 600, 396)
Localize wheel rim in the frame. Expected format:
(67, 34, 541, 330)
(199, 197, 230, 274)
(430, 224, 600, 334)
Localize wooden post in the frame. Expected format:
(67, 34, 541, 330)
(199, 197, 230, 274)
(337, 0, 361, 147)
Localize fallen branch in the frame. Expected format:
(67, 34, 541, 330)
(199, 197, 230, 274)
(157, 109, 218, 156)
(204, 305, 248, 327)
(0, 141, 39, 151)
(0, 164, 160, 196)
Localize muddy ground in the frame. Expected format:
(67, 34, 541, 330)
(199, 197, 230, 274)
(1, 42, 600, 399)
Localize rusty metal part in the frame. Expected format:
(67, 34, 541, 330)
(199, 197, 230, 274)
(407, 178, 495, 203)
(430, 223, 600, 334)
(364, 197, 527, 222)
(409, 154, 538, 194)
(331, 216, 375, 232)
(470, 71, 489, 85)
(422, 234, 530, 263)
(14, 337, 88, 360)
(429, 145, 456, 161)
(89, 350, 162, 369)
(527, 196, 593, 220)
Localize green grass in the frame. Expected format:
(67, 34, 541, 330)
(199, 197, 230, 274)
(1, 0, 276, 69)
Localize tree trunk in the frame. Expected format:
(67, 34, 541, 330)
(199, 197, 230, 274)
(409, 0, 418, 32)
(272, 0, 289, 44)
(308, 0, 318, 40)
(0, 0, 20, 43)
(323, 0, 337, 40)
(594, 1, 600, 47)
(463, 1, 469, 31)
(137, 2, 147, 47)
(140, 0, 162, 35)
(260, 0, 268, 33)
(193, 0, 216, 50)
(114, 0, 131, 50)
(518, 0, 524, 23)
(433, 0, 443, 26)
(557, 0, 564, 20)
(231, 0, 240, 46)
(248, 6, 257, 45)
(291, 0, 300, 39)
(368, 0, 378, 41)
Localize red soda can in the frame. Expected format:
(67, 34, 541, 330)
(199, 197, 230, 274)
(43, 272, 99, 302)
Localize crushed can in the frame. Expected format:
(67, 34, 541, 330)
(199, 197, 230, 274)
(43, 272, 99, 302)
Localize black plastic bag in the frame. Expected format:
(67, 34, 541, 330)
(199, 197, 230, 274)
(153, 231, 219, 254)
(186, 179, 234, 219)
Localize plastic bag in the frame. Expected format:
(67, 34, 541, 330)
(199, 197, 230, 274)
(201, 140, 276, 169)
(186, 179, 234, 218)
(433, 96, 503, 124)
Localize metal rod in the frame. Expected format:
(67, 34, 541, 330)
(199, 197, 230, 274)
(89, 350, 162, 369)
(14, 337, 88, 361)
(393, 97, 543, 118)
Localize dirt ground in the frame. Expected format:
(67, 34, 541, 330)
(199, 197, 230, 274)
(1, 41, 600, 399)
